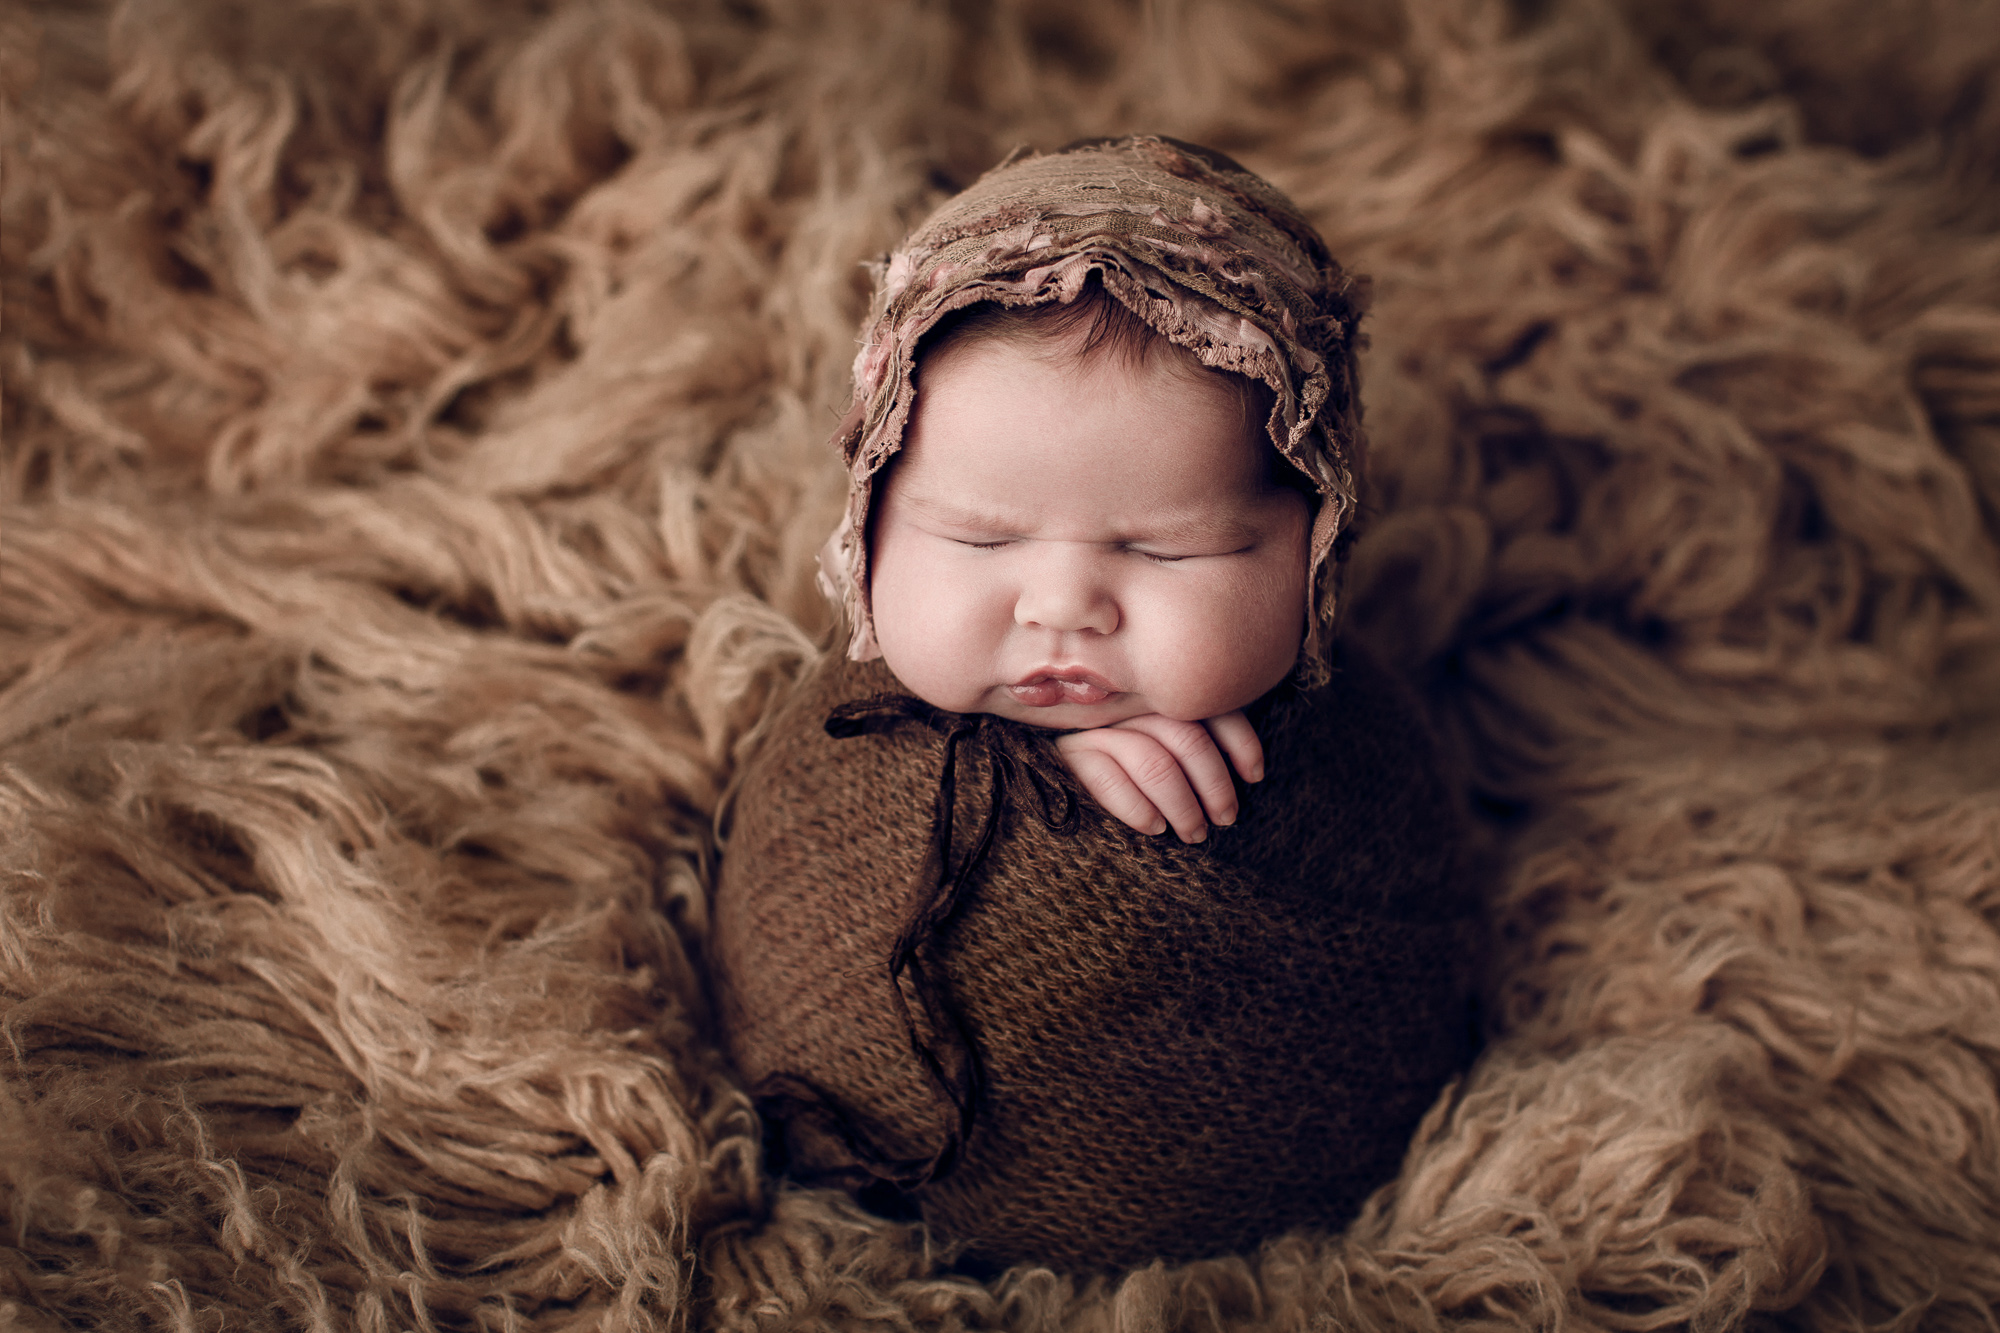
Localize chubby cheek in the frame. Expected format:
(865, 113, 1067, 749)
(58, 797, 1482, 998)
(868, 532, 1005, 711)
(1131, 570, 1303, 719)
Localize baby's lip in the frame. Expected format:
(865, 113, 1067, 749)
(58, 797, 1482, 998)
(1007, 668, 1117, 708)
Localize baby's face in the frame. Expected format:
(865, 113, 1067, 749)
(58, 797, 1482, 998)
(868, 337, 1310, 730)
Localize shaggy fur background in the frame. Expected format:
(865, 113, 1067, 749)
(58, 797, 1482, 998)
(5, 0, 2000, 1328)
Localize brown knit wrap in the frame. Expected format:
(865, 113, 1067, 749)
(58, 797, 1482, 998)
(817, 135, 1369, 685)
(710, 643, 1481, 1272)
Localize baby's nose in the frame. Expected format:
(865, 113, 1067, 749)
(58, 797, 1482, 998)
(1014, 550, 1119, 636)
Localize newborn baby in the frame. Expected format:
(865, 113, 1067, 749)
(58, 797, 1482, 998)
(713, 136, 1479, 1273)
(868, 289, 1306, 844)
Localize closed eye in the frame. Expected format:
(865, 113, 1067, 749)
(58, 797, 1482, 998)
(954, 537, 1014, 550)
(1129, 544, 1252, 564)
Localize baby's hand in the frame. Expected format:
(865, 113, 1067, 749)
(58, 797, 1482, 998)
(1054, 711, 1265, 843)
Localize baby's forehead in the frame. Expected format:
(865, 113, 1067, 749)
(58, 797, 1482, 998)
(901, 476, 1277, 521)
(889, 326, 1298, 513)
(903, 424, 1282, 478)
(898, 404, 1286, 488)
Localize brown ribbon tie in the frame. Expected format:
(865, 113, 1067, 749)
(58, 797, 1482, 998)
(752, 694, 1080, 1190)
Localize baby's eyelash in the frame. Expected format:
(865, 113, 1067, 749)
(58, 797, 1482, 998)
(1132, 544, 1252, 563)
(946, 538, 1226, 561)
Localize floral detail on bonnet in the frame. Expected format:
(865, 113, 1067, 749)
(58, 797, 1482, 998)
(816, 135, 1370, 685)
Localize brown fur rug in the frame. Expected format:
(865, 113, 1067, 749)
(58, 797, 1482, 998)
(6, 0, 2000, 1328)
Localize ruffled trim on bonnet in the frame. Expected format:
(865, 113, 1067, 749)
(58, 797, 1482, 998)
(817, 135, 1369, 686)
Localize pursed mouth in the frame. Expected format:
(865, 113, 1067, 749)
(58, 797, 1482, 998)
(1006, 669, 1116, 708)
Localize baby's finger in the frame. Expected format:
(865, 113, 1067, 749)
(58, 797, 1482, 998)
(1204, 710, 1265, 785)
(1111, 715, 1239, 829)
(1099, 730, 1213, 841)
(1055, 735, 1169, 837)
(1066, 729, 1211, 841)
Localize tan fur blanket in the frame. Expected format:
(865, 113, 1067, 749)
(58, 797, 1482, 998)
(5, 0, 2000, 1328)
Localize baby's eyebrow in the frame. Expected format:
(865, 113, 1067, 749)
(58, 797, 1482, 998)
(1117, 514, 1265, 549)
(901, 494, 1029, 533)
(903, 492, 1262, 547)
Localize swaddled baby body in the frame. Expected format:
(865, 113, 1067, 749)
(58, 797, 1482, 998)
(711, 137, 1482, 1272)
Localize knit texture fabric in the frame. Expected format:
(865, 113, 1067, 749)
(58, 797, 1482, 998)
(710, 642, 1480, 1272)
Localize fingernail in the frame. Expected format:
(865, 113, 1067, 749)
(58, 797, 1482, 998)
(1216, 811, 1236, 827)
(1185, 827, 1207, 844)
(1149, 820, 1168, 836)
